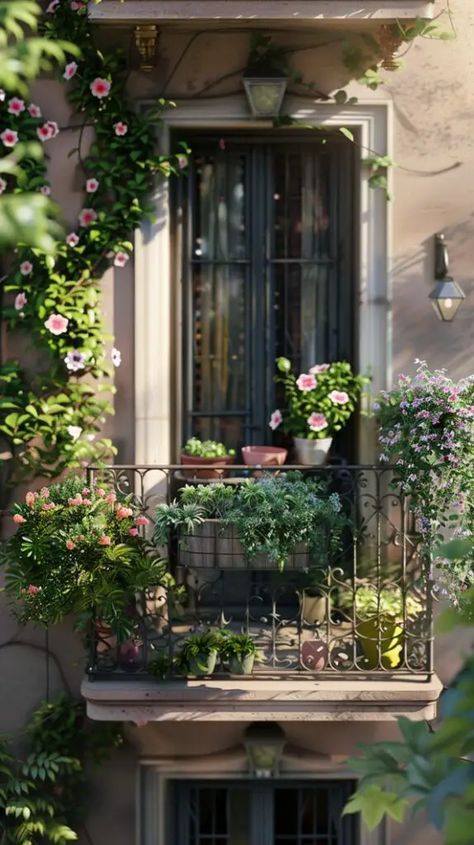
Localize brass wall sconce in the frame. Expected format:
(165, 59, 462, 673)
(134, 24, 159, 71)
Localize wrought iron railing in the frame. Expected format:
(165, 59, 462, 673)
(86, 465, 434, 681)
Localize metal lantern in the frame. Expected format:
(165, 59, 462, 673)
(243, 77, 288, 118)
(429, 233, 466, 322)
(244, 722, 286, 777)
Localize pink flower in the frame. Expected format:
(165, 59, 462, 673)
(128, 527, 139, 537)
(25, 491, 36, 507)
(114, 122, 128, 136)
(40, 185, 51, 196)
(13, 514, 26, 524)
(14, 292, 27, 310)
(63, 61, 78, 80)
(95, 487, 106, 497)
(44, 313, 69, 335)
(116, 506, 133, 520)
(177, 155, 188, 170)
(296, 373, 317, 392)
(66, 539, 76, 550)
(105, 492, 117, 504)
(310, 363, 330, 375)
(71, 0, 85, 9)
(135, 516, 150, 526)
(68, 495, 83, 506)
(37, 123, 53, 142)
(98, 535, 111, 546)
(269, 409, 283, 431)
(1, 129, 19, 148)
(66, 232, 79, 247)
(82, 487, 90, 496)
(113, 251, 129, 267)
(82, 498, 92, 506)
(46, 0, 60, 11)
(0, 177, 7, 194)
(28, 103, 42, 118)
(26, 585, 40, 596)
(42, 502, 56, 511)
(329, 390, 350, 405)
(47, 121, 59, 138)
(40, 487, 50, 498)
(8, 98, 25, 115)
(20, 260, 33, 276)
(86, 178, 99, 193)
(79, 208, 97, 227)
(308, 412, 328, 432)
(90, 78, 111, 99)
(111, 347, 121, 367)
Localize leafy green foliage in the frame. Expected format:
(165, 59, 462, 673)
(182, 437, 236, 458)
(220, 633, 258, 661)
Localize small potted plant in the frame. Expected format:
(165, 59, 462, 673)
(241, 445, 287, 467)
(177, 631, 222, 676)
(180, 437, 236, 478)
(270, 358, 368, 465)
(350, 585, 423, 670)
(220, 633, 258, 675)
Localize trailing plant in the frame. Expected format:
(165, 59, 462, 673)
(182, 437, 236, 459)
(0, 694, 122, 844)
(0, 0, 188, 488)
(376, 361, 474, 604)
(270, 357, 368, 440)
(2, 475, 172, 639)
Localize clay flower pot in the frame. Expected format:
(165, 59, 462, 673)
(241, 446, 287, 466)
(180, 453, 234, 479)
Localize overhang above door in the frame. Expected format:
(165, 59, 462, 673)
(90, 1, 435, 25)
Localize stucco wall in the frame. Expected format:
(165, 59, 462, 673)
(1, 2, 474, 843)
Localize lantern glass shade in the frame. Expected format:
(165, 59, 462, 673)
(243, 77, 288, 117)
(244, 722, 286, 777)
(429, 278, 466, 322)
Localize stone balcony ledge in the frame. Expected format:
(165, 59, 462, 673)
(82, 674, 442, 722)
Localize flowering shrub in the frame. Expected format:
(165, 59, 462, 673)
(0, 0, 188, 486)
(2, 476, 168, 638)
(270, 357, 368, 439)
(376, 361, 474, 601)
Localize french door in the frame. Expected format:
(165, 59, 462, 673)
(171, 780, 359, 845)
(176, 132, 356, 452)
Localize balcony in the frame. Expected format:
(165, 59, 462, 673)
(81, 465, 442, 723)
(89, 1, 435, 24)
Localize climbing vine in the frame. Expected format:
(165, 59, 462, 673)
(0, 0, 187, 488)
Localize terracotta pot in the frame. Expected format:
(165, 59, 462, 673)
(180, 453, 234, 479)
(357, 616, 403, 670)
(229, 654, 255, 675)
(301, 640, 328, 671)
(293, 437, 332, 466)
(241, 446, 287, 467)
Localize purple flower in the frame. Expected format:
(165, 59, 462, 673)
(64, 350, 87, 372)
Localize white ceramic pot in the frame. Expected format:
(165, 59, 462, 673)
(293, 437, 332, 466)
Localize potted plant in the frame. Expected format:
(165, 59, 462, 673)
(270, 357, 368, 465)
(241, 445, 287, 467)
(350, 586, 423, 670)
(180, 437, 236, 478)
(154, 473, 345, 572)
(177, 631, 223, 676)
(220, 633, 258, 675)
(3, 475, 171, 642)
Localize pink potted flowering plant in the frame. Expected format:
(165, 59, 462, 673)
(270, 358, 368, 465)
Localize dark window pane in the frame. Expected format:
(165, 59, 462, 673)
(193, 153, 247, 261)
(301, 789, 316, 835)
(274, 789, 298, 835)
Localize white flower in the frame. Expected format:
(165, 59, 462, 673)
(269, 409, 282, 430)
(111, 347, 122, 367)
(67, 425, 82, 441)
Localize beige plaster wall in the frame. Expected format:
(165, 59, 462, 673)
(1, 2, 474, 843)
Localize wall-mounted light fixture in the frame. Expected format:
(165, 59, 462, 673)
(243, 76, 288, 118)
(134, 25, 159, 71)
(429, 233, 466, 322)
(244, 722, 286, 777)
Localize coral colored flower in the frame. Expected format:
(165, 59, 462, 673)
(114, 122, 128, 136)
(296, 373, 317, 392)
(98, 535, 111, 546)
(113, 251, 129, 267)
(40, 487, 50, 498)
(82, 498, 92, 506)
(135, 515, 149, 526)
(78, 208, 97, 227)
(20, 260, 33, 275)
(13, 514, 26, 524)
(329, 390, 350, 405)
(111, 347, 121, 367)
(26, 585, 40, 595)
(64, 350, 87, 372)
(71, 0, 85, 9)
(68, 495, 83, 506)
(105, 492, 117, 504)
(14, 292, 27, 310)
(42, 502, 56, 510)
(95, 487, 106, 497)
(128, 527, 139, 537)
(86, 178, 99, 193)
(63, 61, 78, 80)
(40, 185, 51, 196)
(37, 123, 53, 142)
(46, 0, 60, 11)
(25, 491, 36, 506)
(1, 129, 19, 148)
(8, 98, 25, 115)
(66, 539, 76, 550)
(67, 425, 82, 441)
(116, 506, 133, 520)
(66, 232, 79, 247)
(28, 103, 42, 118)
(0, 177, 7, 194)
(307, 412, 328, 432)
(269, 409, 282, 431)
(44, 313, 69, 335)
(90, 78, 111, 99)
(310, 363, 330, 375)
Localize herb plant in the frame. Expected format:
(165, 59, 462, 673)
(182, 437, 236, 458)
